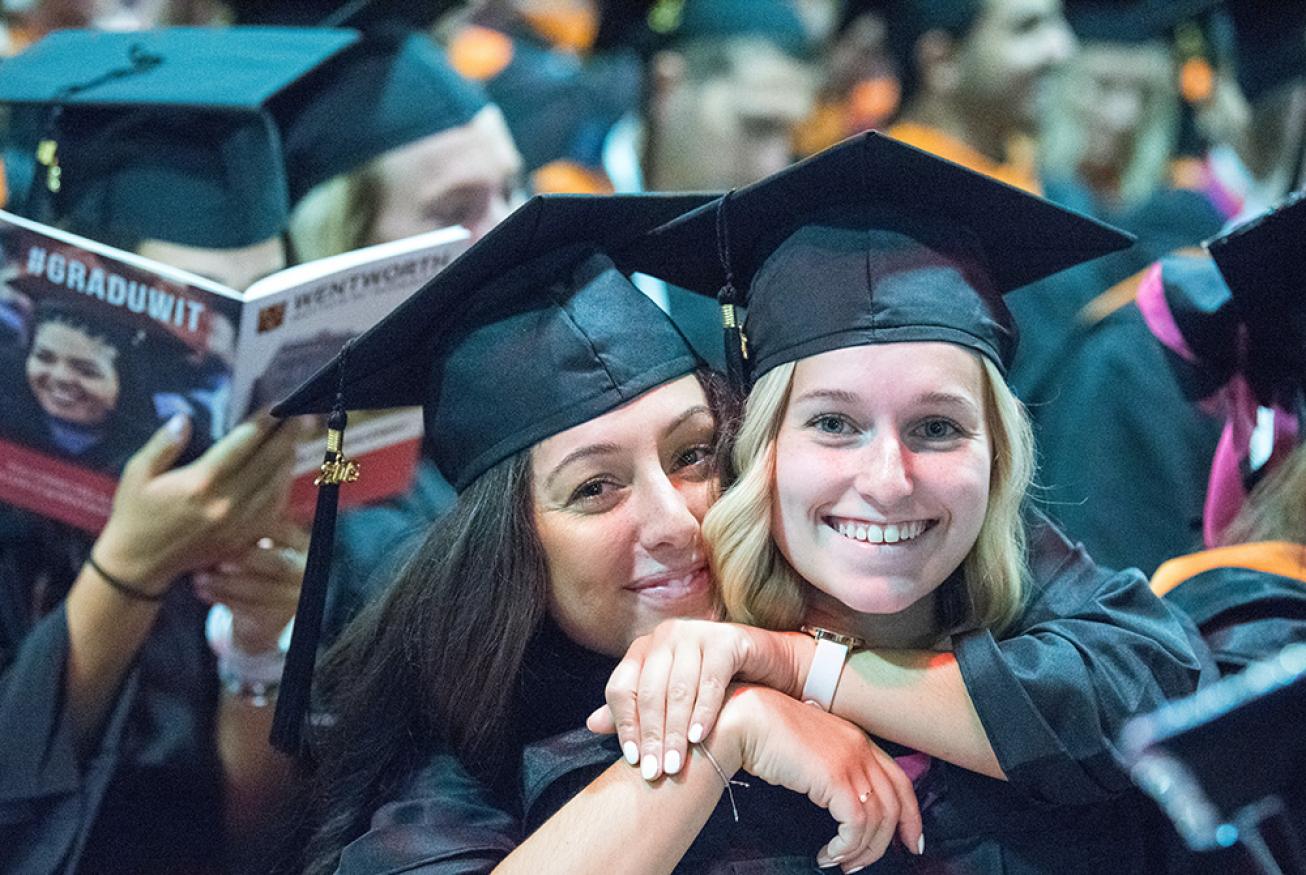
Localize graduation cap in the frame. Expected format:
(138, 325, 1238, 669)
(1121, 642, 1306, 856)
(1206, 189, 1306, 408)
(275, 29, 490, 204)
(0, 27, 359, 248)
(226, 0, 462, 30)
(1225, 0, 1306, 102)
(267, 192, 715, 754)
(651, 0, 813, 56)
(1064, 0, 1220, 44)
(620, 131, 1135, 386)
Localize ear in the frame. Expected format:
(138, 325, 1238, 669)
(916, 29, 962, 97)
(648, 49, 689, 124)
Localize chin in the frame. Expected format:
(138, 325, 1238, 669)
(817, 572, 923, 616)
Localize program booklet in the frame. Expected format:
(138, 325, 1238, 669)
(0, 209, 468, 532)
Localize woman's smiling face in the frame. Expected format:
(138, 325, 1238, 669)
(26, 320, 122, 427)
(772, 342, 992, 617)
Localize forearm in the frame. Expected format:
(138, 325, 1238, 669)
(62, 566, 164, 750)
(833, 649, 1003, 780)
(216, 691, 293, 853)
(498, 744, 730, 875)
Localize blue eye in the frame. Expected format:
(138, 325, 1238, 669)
(915, 418, 962, 440)
(808, 414, 853, 435)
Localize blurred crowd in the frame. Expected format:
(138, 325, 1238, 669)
(0, 1, 1303, 874)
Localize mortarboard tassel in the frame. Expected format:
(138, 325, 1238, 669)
(715, 193, 750, 389)
(270, 345, 359, 754)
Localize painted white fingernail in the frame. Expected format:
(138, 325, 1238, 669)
(848, 867, 866, 873)
(664, 749, 681, 775)
(165, 413, 188, 440)
(640, 754, 659, 781)
(688, 723, 704, 744)
(917, 834, 926, 855)
(623, 741, 639, 765)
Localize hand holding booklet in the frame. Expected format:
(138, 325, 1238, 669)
(0, 209, 468, 531)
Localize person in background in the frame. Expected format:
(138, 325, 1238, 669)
(280, 28, 523, 260)
(1144, 192, 1306, 674)
(1025, 0, 1306, 576)
(0, 29, 343, 873)
(883, 0, 1076, 193)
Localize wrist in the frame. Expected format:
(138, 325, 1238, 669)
(778, 631, 816, 700)
(90, 535, 171, 597)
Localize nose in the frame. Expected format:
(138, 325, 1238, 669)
(853, 433, 914, 507)
(633, 470, 701, 559)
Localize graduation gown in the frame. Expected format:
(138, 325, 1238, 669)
(0, 509, 224, 875)
(1153, 541, 1306, 675)
(912, 513, 1213, 872)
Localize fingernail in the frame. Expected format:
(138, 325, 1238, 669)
(917, 834, 926, 855)
(688, 723, 704, 743)
(623, 741, 639, 765)
(664, 749, 681, 775)
(847, 867, 866, 873)
(165, 413, 188, 440)
(257, 536, 276, 550)
(640, 754, 659, 781)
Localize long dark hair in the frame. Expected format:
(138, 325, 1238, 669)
(295, 369, 739, 875)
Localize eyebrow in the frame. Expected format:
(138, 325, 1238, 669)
(541, 405, 714, 492)
(792, 388, 980, 413)
(662, 404, 713, 438)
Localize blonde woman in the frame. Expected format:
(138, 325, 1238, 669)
(591, 133, 1212, 871)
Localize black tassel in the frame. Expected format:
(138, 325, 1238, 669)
(715, 193, 750, 390)
(270, 351, 359, 754)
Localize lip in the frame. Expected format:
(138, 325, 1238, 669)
(625, 563, 711, 603)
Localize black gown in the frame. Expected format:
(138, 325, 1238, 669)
(0, 508, 224, 875)
(334, 516, 1211, 874)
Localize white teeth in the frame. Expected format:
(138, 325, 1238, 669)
(832, 519, 929, 544)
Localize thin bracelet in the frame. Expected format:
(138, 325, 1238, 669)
(87, 554, 164, 603)
(695, 742, 750, 822)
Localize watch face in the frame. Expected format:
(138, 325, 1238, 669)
(801, 624, 866, 649)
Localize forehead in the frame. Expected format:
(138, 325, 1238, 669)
(531, 375, 709, 469)
(789, 342, 985, 402)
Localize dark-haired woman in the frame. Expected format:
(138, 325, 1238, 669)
(0, 300, 161, 474)
(287, 196, 925, 875)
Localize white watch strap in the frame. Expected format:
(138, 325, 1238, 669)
(801, 637, 849, 711)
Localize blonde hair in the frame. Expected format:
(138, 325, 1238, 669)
(1221, 440, 1306, 547)
(287, 162, 383, 263)
(703, 351, 1034, 637)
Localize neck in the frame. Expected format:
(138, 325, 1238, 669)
(904, 95, 1010, 166)
(804, 586, 941, 650)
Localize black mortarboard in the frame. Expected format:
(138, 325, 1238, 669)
(621, 132, 1134, 385)
(0, 27, 358, 248)
(267, 192, 714, 754)
(1205, 189, 1306, 407)
(1064, 0, 1219, 44)
(275, 30, 489, 203)
(227, 0, 461, 30)
(1225, 0, 1306, 102)
(652, 0, 813, 56)
(1121, 643, 1306, 855)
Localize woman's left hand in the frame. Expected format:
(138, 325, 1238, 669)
(587, 618, 814, 781)
(194, 519, 308, 653)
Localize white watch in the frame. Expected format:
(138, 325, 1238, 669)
(799, 626, 865, 711)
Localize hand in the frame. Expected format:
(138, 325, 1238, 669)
(716, 685, 923, 870)
(93, 414, 299, 597)
(586, 618, 811, 780)
(194, 520, 307, 653)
